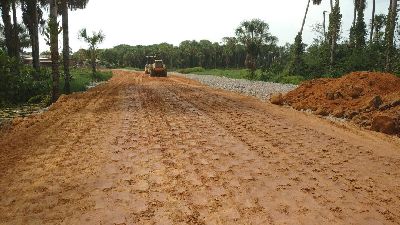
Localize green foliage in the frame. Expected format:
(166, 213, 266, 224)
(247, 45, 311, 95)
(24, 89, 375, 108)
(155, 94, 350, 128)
(235, 19, 277, 74)
(0, 51, 51, 106)
(79, 28, 105, 48)
(78, 28, 105, 77)
(193, 68, 249, 80)
(176, 67, 205, 74)
(60, 69, 112, 93)
(288, 33, 307, 76)
(349, 0, 367, 49)
(328, 2, 342, 47)
(0, 48, 112, 107)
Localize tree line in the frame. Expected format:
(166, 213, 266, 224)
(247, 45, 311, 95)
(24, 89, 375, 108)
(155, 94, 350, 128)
(98, 0, 400, 80)
(0, 0, 91, 104)
(1, 0, 107, 106)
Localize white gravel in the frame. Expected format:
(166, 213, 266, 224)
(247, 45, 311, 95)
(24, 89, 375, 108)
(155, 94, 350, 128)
(173, 73, 298, 101)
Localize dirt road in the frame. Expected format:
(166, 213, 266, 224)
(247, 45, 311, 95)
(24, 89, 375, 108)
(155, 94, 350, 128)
(1, 70, 400, 225)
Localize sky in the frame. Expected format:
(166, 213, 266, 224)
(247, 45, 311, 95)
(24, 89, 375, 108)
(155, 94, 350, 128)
(40, 0, 390, 52)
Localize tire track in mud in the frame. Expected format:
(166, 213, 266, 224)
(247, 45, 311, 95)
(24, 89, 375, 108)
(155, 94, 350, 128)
(1, 71, 400, 225)
(166, 76, 400, 224)
(0, 74, 127, 224)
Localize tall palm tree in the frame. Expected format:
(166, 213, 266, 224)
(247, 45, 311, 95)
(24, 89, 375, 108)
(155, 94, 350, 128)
(353, 0, 357, 28)
(21, 0, 41, 79)
(289, 0, 321, 76)
(60, 0, 89, 94)
(235, 19, 277, 78)
(299, 0, 322, 37)
(385, 0, 398, 71)
(329, 0, 341, 68)
(369, 0, 375, 43)
(350, 0, 366, 49)
(0, 0, 13, 57)
(50, 0, 60, 102)
(11, 0, 20, 60)
(0, 0, 20, 59)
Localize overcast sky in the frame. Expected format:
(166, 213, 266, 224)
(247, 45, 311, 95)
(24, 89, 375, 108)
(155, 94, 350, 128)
(39, 0, 389, 52)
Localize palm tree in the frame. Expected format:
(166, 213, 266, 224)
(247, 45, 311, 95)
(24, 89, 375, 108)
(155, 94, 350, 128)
(353, 0, 357, 28)
(0, 1, 12, 56)
(235, 19, 277, 78)
(385, 0, 398, 72)
(49, 0, 60, 102)
(21, 0, 41, 78)
(323, 11, 327, 42)
(299, 0, 322, 37)
(289, 0, 321, 76)
(60, 0, 89, 94)
(369, 0, 375, 43)
(0, 0, 18, 58)
(61, 0, 71, 94)
(11, 0, 20, 60)
(350, 0, 366, 49)
(329, 0, 341, 68)
(78, 28, 105, 79)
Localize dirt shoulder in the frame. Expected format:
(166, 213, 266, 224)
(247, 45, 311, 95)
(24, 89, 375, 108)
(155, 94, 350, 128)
(1, 70, 399, 224)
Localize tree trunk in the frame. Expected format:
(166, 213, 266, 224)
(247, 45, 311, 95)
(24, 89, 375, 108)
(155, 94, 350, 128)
(353, 0, 357, 28)
(300, 0, 311, 36)
(330, 0, 340, 68)
(11, 0, 19, 59)
(91, 48, 96, 80)
(22, 0, 40, 79)
(62, 0, 71, 94)
(323, 11, 327, 42)
(0, 0, 14, 58)
(385, 0, 397, 72)
(369, 0, 375, 43)
(50, 0, 60, 103)
(31, 1, 40, 77)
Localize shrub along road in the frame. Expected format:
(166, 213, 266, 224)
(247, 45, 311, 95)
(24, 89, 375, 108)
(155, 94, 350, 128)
(0, 70, 399, 224)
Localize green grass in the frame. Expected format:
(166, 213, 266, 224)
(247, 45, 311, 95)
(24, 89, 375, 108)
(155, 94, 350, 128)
(177, 67, 250, 79)
(60, 69, 113, 93)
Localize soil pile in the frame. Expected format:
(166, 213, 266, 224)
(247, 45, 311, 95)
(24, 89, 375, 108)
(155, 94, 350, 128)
(283, 71, 400, 135)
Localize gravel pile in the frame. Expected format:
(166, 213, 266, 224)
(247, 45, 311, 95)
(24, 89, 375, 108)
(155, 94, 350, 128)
(174, 73, 298, 101)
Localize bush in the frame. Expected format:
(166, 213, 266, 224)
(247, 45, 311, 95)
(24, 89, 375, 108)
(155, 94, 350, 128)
(0, 52, 51, 106)
(0, 49, 113, 107)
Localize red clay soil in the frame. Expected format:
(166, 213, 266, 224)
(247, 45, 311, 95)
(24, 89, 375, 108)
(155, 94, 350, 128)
(283, 71, 400, 136)
(1, 70, 400, 224)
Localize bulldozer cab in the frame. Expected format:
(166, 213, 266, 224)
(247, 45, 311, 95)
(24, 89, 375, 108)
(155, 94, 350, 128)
(146, 56, 155, 65)
(154, 60, 164, 68)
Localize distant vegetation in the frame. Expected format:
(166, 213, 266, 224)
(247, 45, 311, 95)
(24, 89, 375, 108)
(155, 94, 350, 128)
(97, 0, 400, 82)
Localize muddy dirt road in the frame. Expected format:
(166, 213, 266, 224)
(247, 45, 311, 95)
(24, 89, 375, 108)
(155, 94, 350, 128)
(1, 70, 400, 225)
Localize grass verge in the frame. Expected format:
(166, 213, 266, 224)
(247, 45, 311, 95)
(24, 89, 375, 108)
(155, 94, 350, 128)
(61, 69, 113, 93)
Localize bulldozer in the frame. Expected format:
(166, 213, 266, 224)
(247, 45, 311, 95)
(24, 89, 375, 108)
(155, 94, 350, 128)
(150, 60, 167, 77)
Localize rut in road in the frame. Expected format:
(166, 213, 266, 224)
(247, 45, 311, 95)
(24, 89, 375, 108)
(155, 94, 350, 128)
(0, 70, 399, 225)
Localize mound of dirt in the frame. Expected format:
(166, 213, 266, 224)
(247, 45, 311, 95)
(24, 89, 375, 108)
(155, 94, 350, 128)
(283, 71, 400, 135)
